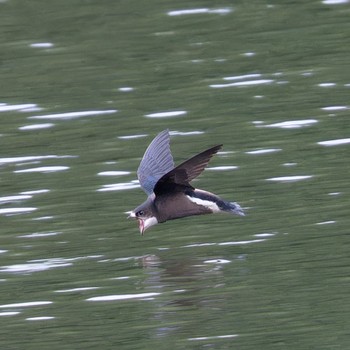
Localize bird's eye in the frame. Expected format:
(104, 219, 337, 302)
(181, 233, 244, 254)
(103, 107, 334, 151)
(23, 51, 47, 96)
(136, 210, 144, 217)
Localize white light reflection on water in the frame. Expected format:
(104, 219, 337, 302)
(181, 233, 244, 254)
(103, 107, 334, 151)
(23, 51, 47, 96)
(242, 52, 256, 57)
(0, 301, 52, 308)
(0, 259, 72, 273)
(318, 83, 336, 87)
(210, 79, 274, 88)
(19, 123, 54, 131)
(145, 111, 187, 118)
(32, 216, 54, 221)
(207, 166, 238, 170)
(118, 134, 147, 140)
(97, 171, 130, 176)
(26, 316, 55, 321)
(118, 87, 134, 92)
(0, 155, 74, 165)
(254, 232, 276, 238)
(14, 166, 69, 173)
(266, 175, 313, 182)
(18, 231, 62, 238)
(30, 42, 54, 48)
(262, 119, 318, 129)
(55, 287, 100, 293)
(0, 311, 20, 317)
(217, 151, 235, 156)
(0, 256, 102, 274)
(321, 105, 348, 111)
(315, 221, 336, 225)
(204, 259, 231, 264)
(322, 0, 349, 4)
(20, 189, 50, 195)
(0, 195, 32, 203)
(224, 73, 261, 81)
(0, 188, 47, 216)
(246, 148, 282, 155)
(97, 181, 140, 192)
(29, 110, 117, 120)
(167, 8, 232, 16)
(188, 334, 238, 341)
(182, 237, 268, 248)
(318, 138, 350, 146)
(218, 239, 265, 246)
(169, 130, 204, 136)
(182, 243, 216, 248)
(87, 292, 161, 302)
(0, 207, 37, 215)
(0, 103, 37, 112)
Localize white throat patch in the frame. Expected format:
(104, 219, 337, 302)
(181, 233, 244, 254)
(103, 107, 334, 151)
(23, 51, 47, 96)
(143, 216, 158, 230)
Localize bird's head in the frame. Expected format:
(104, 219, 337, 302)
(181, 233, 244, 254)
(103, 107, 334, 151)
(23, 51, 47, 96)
(128, 198, 158, 235)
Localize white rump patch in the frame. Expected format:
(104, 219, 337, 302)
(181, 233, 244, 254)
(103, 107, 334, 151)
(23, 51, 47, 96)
(186, 195, 220, 212)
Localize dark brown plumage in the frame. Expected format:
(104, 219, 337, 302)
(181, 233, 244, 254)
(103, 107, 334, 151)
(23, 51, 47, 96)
(129, 130, 244, 234)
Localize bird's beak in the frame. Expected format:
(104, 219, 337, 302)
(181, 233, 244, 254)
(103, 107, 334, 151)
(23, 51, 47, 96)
(127, 212, 136, 219)
(127, 212, 145, 235)
(138, 219, 145, 236)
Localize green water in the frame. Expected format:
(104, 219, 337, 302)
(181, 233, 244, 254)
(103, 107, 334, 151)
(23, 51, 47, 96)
(1, 0, 350, 349)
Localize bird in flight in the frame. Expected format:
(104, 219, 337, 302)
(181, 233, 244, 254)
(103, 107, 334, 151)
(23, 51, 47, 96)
(129, 130, 244, 234)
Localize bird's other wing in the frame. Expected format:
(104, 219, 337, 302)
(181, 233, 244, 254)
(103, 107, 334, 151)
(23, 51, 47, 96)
(137, 129, 175, 195)
(154, 144, 222, 195)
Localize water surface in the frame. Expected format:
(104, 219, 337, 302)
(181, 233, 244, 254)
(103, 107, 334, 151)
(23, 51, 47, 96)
(1, 1, 350, 349)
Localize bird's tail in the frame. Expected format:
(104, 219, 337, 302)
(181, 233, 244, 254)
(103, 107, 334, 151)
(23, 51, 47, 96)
(227, 201, 245, 216)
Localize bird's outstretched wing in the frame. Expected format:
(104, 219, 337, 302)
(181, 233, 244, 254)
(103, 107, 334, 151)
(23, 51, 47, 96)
(154, 144, 222, 195)
(137, 129, 175, 195)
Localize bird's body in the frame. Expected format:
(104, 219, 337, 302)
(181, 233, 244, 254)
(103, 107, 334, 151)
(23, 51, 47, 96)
(129, 130, 244, 234)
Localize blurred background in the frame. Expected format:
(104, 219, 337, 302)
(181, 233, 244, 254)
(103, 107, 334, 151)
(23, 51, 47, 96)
(1, 0, 349, 349)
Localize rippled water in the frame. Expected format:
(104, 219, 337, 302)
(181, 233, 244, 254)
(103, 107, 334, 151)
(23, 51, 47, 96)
(1, 1, 350, 349)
